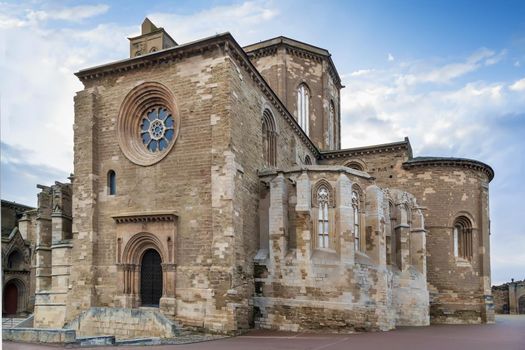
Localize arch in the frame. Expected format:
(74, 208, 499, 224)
(122, 232, 167, 265)
(296, 83, 310, 135)
(3, 278, 26, 315)
(262, 108, 277, 167)
(343, 159, 367, 172)
(140, 249, 163, 306)
(352, 184, 364, 252)
(7, 249, 23, 270)
(311, 179, 335, 208)
(328, 100, 335, 149)
(453, 215, 473, 260)
(107, 170, 116, 195)
(304, 155, 312, 165)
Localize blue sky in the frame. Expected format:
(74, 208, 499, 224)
(1, 0, 524, 285)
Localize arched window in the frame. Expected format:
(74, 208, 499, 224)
(328, 101, 335, 149)
(317, 186, 330, 248)
(262, 109, 277, 167)
(352, 188, 362, 251)
(108, 170, 116, 195)
(297, 83, 310, 135)
(7, 250, 23, 269)
(304, 155, 312, 165)
(345, 160, 365, 172)
(453, 216, 473, 260)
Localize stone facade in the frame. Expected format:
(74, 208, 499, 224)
(28, 18, 495, 336)
(492, 280, 525, 314)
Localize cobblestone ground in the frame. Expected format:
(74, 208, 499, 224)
(3, 315, 524, 350)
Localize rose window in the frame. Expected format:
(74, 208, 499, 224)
(140, 107, 175, 152)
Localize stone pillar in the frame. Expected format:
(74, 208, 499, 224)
(410, 208, 427, 275)
(335, 174, 354, 264)
(479, 181, 495, 322)
(269, 173, 288, 269)
(65, 89, 99, 324)
(34, 186, 52, 293)
(160, 263, 177, 317)
(509, 282, 517, 315)
(364, 185, 386, 266)
(295, 172, 311, 262)
(395, 204, 411, 271)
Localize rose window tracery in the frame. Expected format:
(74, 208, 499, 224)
(140, 107, 175, 152)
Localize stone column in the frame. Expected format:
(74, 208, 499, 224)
(410, 208, 427, 275)
(65, 89, 99, 324)
(160, 263, 177, 317)
(509, 282, 517, 315)
(395, 204, 411, 271)
(364, 185, 386, 266)
(479, 181, 495, 322)
(335, 174, 354, 264)
(269, 173, 288, 271)
(295, 172, 311, 263)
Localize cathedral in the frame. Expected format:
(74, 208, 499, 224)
(21, 19, 494, 337)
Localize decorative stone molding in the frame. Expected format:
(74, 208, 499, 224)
(117, 82, 180, 166)
(112, 211, 178, 224)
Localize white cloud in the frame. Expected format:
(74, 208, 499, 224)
(509, 77, 525, 91)
(388, 53, 394, 61)
(26, 4, 110, 23)
(147, 0, 279, 45)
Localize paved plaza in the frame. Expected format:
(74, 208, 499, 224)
(3, 315, 524, 350)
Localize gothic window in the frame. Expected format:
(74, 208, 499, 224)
(7, 250, 23, 269)
(297, 83, 310, 135)
(140, 107, 175, 153)
(108, 170, 116, 195)
(262, 109, 277, 167)
(317, 186, 330, 248)
(453, 216, 473, 260)
(304, 155, 312, 165)
(352, 188, 362, 251)
(328, 101, 335, 149)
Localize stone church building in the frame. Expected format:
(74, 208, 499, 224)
(27, 19, 495, 336)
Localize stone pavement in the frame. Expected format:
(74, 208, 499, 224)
(3, 315, 524, 350)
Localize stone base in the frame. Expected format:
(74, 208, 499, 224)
(160, 297, 177, 317)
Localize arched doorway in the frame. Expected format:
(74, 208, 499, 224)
(3, 282, 18, 315)
(140, 249, 163, 306)
(519, 295, 525, 314)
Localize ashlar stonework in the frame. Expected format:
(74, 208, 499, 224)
(26, 18, 495, 337)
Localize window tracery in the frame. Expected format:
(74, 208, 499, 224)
(297, 83, 310, 135)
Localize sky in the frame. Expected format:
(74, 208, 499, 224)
(1, 0, 524, 285)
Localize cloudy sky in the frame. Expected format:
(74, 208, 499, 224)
(1, 0, 524, 284)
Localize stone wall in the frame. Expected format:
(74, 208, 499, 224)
(320, 143, 494, 324)
(253, 167, 429, 332)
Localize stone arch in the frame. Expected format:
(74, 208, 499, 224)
(304, 155, 312, 165)
(118, 232, 168, 307)
(3, 278, 27, 314)
(343, 159, 367, 172)
(122, 232, 167, 265)
(262, 108, 277, 167)
(6, 249, 24, 270)
(311, 179, 335, 208)
(449, 211, 477, 229)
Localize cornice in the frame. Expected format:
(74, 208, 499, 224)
(320, 139, 412, 160)
(403, 157, 494, 182)
(112, 211, 178, 224)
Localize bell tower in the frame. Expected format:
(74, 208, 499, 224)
(128, 18, 178, 58)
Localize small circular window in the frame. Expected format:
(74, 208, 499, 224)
(140, 107, 175, 152)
